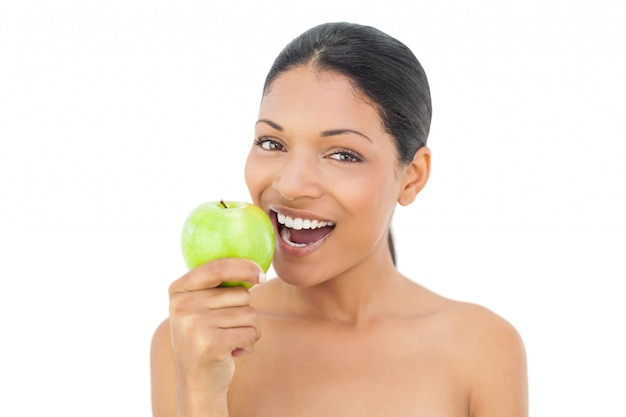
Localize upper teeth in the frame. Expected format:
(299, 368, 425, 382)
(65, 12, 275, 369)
(277, 213, 335, 230)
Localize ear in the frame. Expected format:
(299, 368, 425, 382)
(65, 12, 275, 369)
(397, 146, 431, 206)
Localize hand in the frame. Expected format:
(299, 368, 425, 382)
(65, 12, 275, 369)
(168, 258, 265, 397)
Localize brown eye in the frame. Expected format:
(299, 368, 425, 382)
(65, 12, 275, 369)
(254, 137, 285, 151)
(327, 149, 362, 163)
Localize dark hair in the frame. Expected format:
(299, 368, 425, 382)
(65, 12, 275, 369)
(263, 22, 432, 164)
(263, 22, 432, 264)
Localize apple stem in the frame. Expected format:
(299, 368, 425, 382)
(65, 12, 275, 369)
(220, 200, 228, 209)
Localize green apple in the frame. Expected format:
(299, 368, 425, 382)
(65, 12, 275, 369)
(181, 200, 275, 288)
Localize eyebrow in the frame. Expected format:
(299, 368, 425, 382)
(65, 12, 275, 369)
(321, 129, 372, 143)
(256, 119, 372, 142)
(256, 119, 283, 131)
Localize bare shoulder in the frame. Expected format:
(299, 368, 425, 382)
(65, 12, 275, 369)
(405, 282, 524, 349)
(444, 299, 525, 351)
(418, 286, 526, 367)
(399, 281, 528, 417)
(433, 296, 528, 417)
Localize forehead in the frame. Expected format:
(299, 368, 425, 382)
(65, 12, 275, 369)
(259, 66, 384, 134)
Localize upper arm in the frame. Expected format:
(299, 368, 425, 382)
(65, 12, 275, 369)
(150, 318, 178, 417)
(465, 308, 528, 417)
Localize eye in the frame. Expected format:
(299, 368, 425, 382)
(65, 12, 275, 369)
(254, 137, 286, 152)
(327, 149, 363, 163)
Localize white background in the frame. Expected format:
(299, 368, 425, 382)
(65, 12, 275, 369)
(1, 1, 625, 415)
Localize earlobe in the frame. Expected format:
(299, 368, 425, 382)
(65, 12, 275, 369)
(398, 146, 431, 206)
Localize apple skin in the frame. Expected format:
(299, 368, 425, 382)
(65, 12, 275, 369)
(181, 200, 275, 288)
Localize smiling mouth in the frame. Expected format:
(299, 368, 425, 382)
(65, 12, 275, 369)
(273, 210, 335, 248)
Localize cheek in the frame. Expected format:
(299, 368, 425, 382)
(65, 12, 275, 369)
(346, 166, 400, 207)
(335, 172, 395, 229)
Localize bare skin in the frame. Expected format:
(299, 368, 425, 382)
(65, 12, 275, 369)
(150, 66, 528, 417)
(152, 270, 527, 417)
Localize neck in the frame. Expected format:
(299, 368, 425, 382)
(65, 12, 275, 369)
(282, 247, 405, 327)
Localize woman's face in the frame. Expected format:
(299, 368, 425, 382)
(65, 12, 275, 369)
(245, 66, 409, 286)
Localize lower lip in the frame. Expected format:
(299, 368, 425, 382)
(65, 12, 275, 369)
(271, 214, 333, 257)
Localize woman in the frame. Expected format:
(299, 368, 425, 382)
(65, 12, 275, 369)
(151, 22, 528, 417)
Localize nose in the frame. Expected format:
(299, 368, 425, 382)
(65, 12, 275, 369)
(273, 153, 323, 201)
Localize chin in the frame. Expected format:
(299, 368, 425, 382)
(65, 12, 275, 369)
(272, 259, 332, 288)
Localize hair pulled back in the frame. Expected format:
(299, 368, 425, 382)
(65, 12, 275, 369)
(263, 22, 432, 165)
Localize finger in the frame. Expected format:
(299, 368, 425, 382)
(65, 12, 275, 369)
(170, 307, 261, 358)
(170, 305, 261, 338)
(223, 325, 262, 355)
(171, 324, 260, 363)
(169, 286, 252, 316)
(213, 306, 262, 333)
(204, 326, 260, 360)
(220, 308, 262, 355)
(169, 258, 265, 298)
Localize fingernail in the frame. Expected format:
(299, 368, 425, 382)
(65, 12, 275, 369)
(258, 270, 267, 284)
